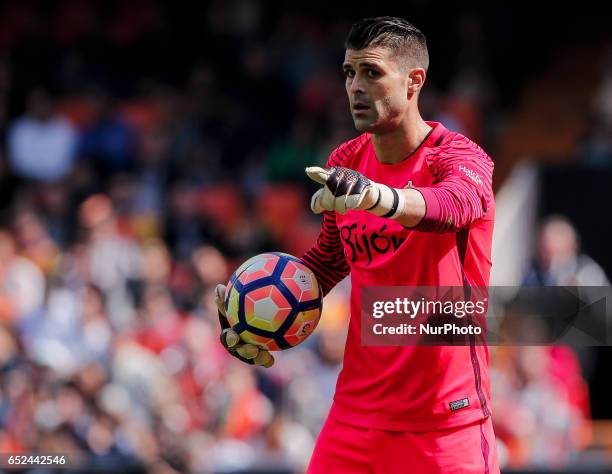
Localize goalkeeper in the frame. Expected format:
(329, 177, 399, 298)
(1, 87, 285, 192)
(216, 16, 499, 474)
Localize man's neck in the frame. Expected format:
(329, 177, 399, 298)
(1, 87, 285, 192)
(371, 116, 432, 164)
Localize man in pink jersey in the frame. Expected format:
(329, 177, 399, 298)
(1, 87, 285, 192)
(216, 16, 499, 473)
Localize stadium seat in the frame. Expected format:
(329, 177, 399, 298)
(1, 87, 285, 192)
(255, 185, 308, 241)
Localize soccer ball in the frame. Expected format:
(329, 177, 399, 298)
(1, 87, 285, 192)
(224, 252, 322, 351)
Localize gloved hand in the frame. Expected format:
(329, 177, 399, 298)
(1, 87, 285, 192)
(305, 166, 401, 217)
(215, 284, 274, 368)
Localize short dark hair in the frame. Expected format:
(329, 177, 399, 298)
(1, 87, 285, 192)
(345, 17, 429, 71)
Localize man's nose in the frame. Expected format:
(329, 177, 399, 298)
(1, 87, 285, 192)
(349, 75, 365, 95)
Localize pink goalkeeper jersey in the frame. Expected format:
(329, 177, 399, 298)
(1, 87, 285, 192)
(302, 121, 495, 431)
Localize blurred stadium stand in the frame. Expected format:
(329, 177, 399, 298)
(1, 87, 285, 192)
(0, 1, 610, 472)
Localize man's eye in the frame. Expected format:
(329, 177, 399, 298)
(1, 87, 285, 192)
(344, 70, 355, 78)
(367, 69, 379, 78)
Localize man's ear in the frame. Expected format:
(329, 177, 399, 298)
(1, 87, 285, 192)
(408, 68, 426, 96)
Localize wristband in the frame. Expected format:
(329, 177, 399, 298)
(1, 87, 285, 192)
(381, 187, 400, 218)
(365, 188, 382, 211)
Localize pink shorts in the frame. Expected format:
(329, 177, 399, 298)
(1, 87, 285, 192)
(308, 415, 500, 474)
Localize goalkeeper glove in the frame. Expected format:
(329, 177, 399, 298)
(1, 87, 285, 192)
(215, 284, 274, 368)
(305, 166, 403, 217)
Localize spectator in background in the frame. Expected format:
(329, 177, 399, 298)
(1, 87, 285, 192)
(7, 88, 77, 182)
(0, 230, 45, 321)
(78, 194, 141, 329)
(521, 213, 608, 380)
(12, 209, 61, 276)
(78, 85, 136, 177)
(523, 215, 610, 286)
(496, 214, 604, 467)
(164, 183, 212, 261)
(191, 244, 228, 314)
(490, 346, 589, 468)
(129, 126, 172, 238)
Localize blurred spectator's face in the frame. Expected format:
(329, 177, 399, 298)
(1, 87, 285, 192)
(86, 414, 115, 454)
(14, 211, 46, 245)
(57, 386, 86, 423)
(143, 285, 175, 321)
(143, 241, 171, 284)
(516, 346, 550, 384)
(170, 185, 197, 218)
(538, 219, 578, 268)
(39, 184, 67, 216)
(76, 363, 108, 396)
(343, 46, 413, 133)
(82, 286, 105, 318)
(140, 128, 169, 164)
(79, 194, 115, 230)
(192, 245, 227, 287)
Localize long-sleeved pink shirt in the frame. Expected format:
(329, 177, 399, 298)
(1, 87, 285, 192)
(301, 121, 495, 431)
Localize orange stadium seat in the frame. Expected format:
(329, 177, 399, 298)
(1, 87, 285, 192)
(198, 184, 245, 232)
(280, 219, 322, 257)
(255, 185, 308, 241)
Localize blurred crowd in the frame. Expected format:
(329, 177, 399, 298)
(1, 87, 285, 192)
(0, 1, 609, 473)
(491, 216, 609, 468)
(0, 190, 351, 473)
(0, 2, 370, 472)
(0, 60, 350, 471)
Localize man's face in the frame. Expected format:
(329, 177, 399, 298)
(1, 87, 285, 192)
(343, 46, 411, 133)
(538, 220, 577, 267)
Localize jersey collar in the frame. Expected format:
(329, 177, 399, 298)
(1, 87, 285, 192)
(423, 121, 449, 148)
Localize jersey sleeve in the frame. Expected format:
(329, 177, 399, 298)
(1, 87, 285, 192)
(412, 135, 494, 233)
(300, 146, 351, 295)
